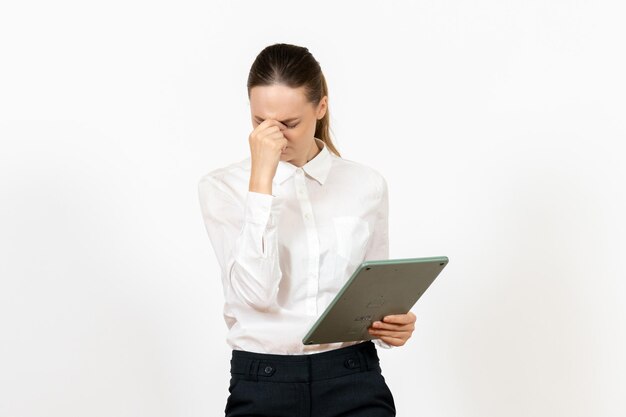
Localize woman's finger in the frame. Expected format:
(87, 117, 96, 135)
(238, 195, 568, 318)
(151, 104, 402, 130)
(371, 322, 414, 331)
(369, 329, 412, 338)
(381, 312, 416, 325)
(378, 335, 408, 346)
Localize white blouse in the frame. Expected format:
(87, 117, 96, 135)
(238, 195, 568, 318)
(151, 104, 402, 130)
(197, 138, 393, 354)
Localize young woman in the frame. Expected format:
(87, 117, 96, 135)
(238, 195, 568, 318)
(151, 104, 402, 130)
(198, 43, 417, 417)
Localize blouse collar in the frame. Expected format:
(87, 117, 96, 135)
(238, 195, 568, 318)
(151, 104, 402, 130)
(273, 138, 332, 186)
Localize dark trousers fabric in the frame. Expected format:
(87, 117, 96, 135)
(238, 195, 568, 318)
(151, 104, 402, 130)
(225, 340, 396, 417)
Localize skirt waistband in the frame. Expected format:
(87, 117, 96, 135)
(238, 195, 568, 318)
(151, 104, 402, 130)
(229, 340, 381, 383)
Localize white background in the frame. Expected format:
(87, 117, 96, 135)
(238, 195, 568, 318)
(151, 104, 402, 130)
(1, 1, 625, 416)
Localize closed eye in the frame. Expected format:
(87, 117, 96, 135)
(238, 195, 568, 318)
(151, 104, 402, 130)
(254, 118, 299, 129)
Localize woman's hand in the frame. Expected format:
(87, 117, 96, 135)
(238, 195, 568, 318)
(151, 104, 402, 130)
(367, 311, 416, 347)
(248, 119, 289, 195)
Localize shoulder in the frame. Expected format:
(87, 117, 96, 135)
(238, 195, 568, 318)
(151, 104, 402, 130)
(330, 154, 388, 199)
(198, 157, 251, 197)
(198, 156, 250, 185)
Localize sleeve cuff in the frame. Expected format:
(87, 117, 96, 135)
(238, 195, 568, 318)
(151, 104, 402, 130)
(373, 338, 395, 349)
(244, 191, 285, 227)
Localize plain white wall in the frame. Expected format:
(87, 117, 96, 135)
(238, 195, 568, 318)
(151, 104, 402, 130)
(1, 0, 625, 416)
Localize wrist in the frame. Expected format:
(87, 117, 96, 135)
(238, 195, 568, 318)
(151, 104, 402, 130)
(249, 179, 273, 195)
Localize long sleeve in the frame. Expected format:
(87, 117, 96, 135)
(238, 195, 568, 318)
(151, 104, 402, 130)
(198, 175, 284, 312)
(363, 176, 395, 350)
(364, 175, 389, 263)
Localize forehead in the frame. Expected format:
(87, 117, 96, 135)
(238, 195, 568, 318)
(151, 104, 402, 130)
(249, 84, 311, 118)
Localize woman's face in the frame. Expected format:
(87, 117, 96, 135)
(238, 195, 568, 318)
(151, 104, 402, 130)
(249, 84, 327, 165)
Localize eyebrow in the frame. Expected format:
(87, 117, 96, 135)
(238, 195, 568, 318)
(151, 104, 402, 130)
(254, 116, 300, 124)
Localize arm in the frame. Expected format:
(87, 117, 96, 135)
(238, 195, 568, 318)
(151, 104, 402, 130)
(363, 176, 395, 349)
(363, 175, 389, 263)
(364, 175, 418, 348)
(198, 175, 284, 312)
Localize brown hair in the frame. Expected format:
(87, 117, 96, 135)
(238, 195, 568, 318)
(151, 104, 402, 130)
(246, 43, 341, 158)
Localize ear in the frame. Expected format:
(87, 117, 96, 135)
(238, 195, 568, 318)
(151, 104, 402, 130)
(316, 96, 328, 120)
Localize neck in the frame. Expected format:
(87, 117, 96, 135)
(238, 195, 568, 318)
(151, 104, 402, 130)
(307, 139, 321, 162)
(287, 139, 322, 167)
